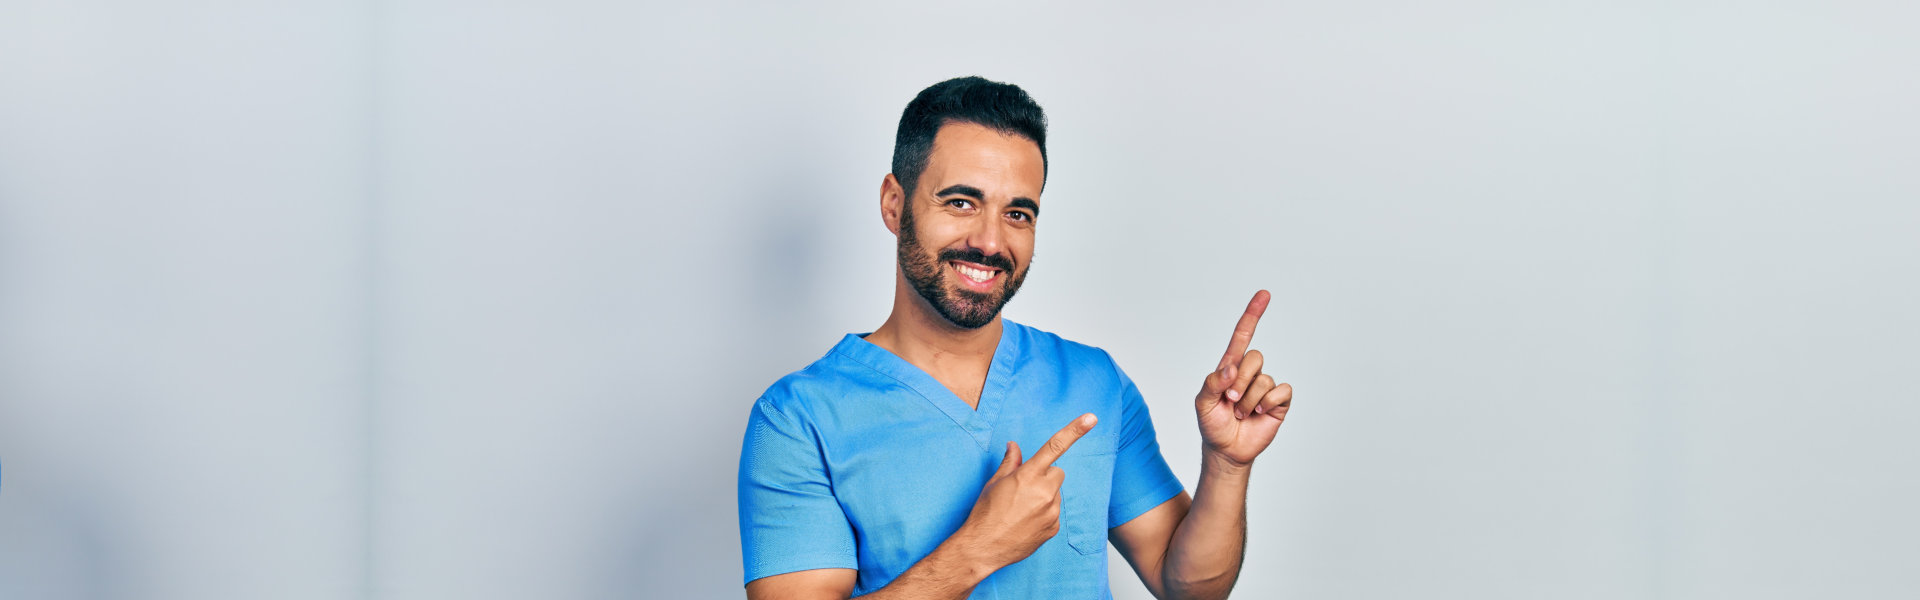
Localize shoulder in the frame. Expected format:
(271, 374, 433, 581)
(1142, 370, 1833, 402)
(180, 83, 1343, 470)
(753, 336, 900, 424)
(756, 354, 847, 420)
(1005, 320, 1126, 380)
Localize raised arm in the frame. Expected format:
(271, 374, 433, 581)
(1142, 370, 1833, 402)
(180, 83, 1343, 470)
(747, 415, 1100, 600)
(1110, 290, 1294, 600)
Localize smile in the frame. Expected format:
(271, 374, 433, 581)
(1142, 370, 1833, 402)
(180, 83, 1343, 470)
(949, 261, 1000, 285)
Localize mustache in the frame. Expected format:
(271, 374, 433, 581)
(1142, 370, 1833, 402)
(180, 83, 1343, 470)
(938, 248, 1016, 272)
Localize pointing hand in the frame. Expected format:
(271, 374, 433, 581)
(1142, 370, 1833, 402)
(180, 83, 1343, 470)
(1194, 290, 1293, 467)
(954, 414, 1097, 569)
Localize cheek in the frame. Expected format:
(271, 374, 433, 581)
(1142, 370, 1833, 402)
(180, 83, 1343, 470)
(1011, 234, 1036, 265)
(917, 221, 970, 252)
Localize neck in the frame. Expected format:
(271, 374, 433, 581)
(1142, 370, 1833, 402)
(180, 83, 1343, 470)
(867, 273, 1002, 368)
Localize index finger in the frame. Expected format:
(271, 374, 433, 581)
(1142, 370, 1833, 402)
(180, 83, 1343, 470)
(1025, 413, 1097, 469)
(1219, 290, 1271, 369)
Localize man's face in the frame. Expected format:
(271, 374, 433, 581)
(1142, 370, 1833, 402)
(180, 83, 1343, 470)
(895, 122, 1046, 329)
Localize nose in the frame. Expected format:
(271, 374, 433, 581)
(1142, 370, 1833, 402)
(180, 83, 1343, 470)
(961, 209, 1006, 260)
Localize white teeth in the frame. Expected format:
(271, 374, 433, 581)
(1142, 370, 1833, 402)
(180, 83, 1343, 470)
(954, 264, 995, 283)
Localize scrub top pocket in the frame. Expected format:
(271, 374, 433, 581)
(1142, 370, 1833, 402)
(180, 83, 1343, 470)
(1057, 432, 1117, 555)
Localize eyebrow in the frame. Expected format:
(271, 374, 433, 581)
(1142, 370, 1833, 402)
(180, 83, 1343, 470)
(934, 184, 1041, 217)
(934, 184, 985, 200)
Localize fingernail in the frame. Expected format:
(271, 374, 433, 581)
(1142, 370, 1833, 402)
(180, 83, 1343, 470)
(1255, 406, 1266, 415)
(1235, 410, 1244, 420)
(1226, 389, 1240, 402)
(1219, 363, 1231, 375)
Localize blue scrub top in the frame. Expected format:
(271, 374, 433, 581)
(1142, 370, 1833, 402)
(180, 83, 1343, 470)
(738, 320, 1185, 598)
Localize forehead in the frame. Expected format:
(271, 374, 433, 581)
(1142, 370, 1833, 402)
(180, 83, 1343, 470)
(922, 121, 1046, 200)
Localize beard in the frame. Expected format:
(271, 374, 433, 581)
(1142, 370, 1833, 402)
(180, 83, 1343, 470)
(896, 204, 1029, 330)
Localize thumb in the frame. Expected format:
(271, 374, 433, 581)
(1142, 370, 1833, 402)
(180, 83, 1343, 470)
(993, 441, 1023, 479)
(1196, 362, 1237, 409)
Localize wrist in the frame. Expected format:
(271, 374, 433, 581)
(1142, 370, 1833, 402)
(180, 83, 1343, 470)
(1200, 447, 1254, 479)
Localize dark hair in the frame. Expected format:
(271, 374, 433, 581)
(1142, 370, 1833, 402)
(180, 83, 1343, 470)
(891, 76, 1048, 201)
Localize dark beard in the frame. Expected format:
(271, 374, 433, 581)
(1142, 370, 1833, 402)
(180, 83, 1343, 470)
(896, 204, 1029, 329)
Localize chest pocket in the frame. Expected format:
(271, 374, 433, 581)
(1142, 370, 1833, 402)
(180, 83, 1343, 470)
(1056, 431, 1118, 555)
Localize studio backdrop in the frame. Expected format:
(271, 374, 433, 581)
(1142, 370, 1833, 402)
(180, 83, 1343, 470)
(1, 1, 1915, 599)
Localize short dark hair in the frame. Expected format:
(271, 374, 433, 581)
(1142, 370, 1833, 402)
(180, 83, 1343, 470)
(891, 76, 1048, 201)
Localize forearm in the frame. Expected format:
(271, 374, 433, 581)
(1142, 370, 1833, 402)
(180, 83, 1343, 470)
(1161, 451, 1251, 600)
(856, 533, 995, 600)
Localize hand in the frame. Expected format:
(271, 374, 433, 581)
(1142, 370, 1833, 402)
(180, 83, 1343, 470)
(954, 414, 1098, 569)
(1194, 290, 1293, 467)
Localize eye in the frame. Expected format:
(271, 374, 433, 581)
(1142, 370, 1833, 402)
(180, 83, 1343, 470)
(945, 198, 974, 210)
(1007, 211, 1032, 223)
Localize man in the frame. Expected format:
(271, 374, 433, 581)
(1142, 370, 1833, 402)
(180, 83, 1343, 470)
(738, 76, 1293, 599)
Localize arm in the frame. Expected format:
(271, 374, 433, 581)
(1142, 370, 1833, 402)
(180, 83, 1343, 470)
(743, 539, 986, 600)
(747, 415, 1103, 600)
(1109, 456, 1255, 600)
(745, 527, 997, 600)
(1111, 290, 1293, 600)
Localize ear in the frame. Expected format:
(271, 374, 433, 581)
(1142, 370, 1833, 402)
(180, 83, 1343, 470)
(880, 173, 906, 236)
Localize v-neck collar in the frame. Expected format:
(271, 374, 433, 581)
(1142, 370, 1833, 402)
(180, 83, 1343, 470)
(832, 320, 1027, 451)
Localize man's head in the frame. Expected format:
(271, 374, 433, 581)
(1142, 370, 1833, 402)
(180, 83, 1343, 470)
(883, 76, 1049, 330)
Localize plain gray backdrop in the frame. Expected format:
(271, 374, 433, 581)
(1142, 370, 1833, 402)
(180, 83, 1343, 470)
(2, 1, 1916, 598)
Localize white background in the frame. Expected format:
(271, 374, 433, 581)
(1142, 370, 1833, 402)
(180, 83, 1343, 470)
(2, 1, 1916, 598)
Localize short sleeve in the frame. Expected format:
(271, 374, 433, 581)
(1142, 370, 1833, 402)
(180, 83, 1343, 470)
(1105, 359, 1187, 527)
(737, 398, 857, 584)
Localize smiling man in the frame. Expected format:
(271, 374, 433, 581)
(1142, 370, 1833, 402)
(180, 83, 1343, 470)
(738, 76, 1294, 599)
